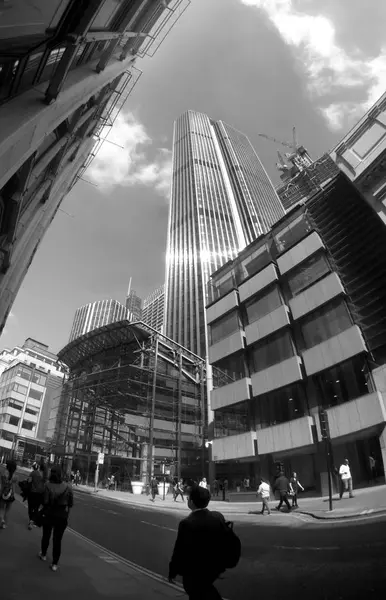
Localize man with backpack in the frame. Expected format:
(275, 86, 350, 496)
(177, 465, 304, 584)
(168, 485, 241, 599)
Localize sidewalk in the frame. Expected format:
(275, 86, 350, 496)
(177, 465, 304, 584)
(0, 499, 184, 600)
(73, 482, 386, 520)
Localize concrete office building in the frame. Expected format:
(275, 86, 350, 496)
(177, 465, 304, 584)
(165, 110, 285, 356)
(206, 172, 386, 494)
(331, 90, 386, 225)
(0, 0, 190, 336)
(0, 338, 65, 462)
(142, 285, 165, 332)
(68, 299, 128, 342)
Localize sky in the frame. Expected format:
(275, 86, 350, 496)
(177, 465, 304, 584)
(2, 0, 386, 354)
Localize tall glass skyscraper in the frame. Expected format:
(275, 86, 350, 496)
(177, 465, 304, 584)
(69, 299, 128, 343)
(165, 110, 285, 356)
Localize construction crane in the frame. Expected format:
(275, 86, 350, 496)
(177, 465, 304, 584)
(258, 127, 313, 174)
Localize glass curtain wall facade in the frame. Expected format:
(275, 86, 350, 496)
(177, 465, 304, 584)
(165, 110, 284, 356)
(69, 299, 128, 342)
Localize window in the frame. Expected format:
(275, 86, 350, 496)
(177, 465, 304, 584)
(300, 300, 352, 349)
(28, 388, 43, 401)
(24, 405, 39, 417)
(287, 253, 330, 298)
(213, 353, 246, 387)
(255, 383, 309, 428)
(250, 330, 294, 373)
(314, 357, 373, 408)
(13, 383, 28, 395)
(240, 245, 271, 282)
(214, 402, 250, 438)
(210, 311, 240, 345)
(8, 415, 20, 427)
(274, 213, 313, 253)
(17, 366, 32, 381)
(8, 399, 23, 411)
(31, 372, 46, 386)
(246, 286, 282, 324)
(21, 420, 35, 431)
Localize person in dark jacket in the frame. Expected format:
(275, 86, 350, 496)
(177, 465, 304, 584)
(274, 472, 291, 512)
(169, 485, 225, 599)
(27, 462, 45, 529)
(39, 466, 73, 571)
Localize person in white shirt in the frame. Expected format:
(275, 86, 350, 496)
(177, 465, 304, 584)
(257, 478, 271, 515)
(199, 478, 207, 489)
(339, 459, 354, 499)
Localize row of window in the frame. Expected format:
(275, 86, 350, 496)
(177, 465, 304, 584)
(214, 356, 372, 436)
(1, 413, 36, 431)
(0, 383, 43, 401)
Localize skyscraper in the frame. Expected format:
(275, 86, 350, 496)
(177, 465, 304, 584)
(69, 299, 127, 342)
(165, 110, 285, 356)
(126, 289, 143, 322)
(142, 285, 165, 332)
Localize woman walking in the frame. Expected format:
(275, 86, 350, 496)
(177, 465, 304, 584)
(289, 472, 304, 508)
(39, 466, 73, 571)
(27, 462, 44, 529)
(0, 459, 17, 529)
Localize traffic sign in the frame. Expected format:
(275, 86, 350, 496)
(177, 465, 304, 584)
(97, 452, 105, 465)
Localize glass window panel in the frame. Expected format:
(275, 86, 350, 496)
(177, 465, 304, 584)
(213, 353, 246, 387)
(210, 311, 240, 345)
(214, 401, 250, 438)
(13, 383, 28, 395)
(251, 331, 294, 373)
(21, 420, 35, 431)
(274, 213, 313, 252)
(287, 253, 330, 297)
(239, 245, 270, 282)
(314, 357, 373, 408)
(246, 286, 282, 324)
(301, 301, 352, 349)
(28, 388, 43, 401)
(8, 415, 20, 427)
(254, 383, 308, 428)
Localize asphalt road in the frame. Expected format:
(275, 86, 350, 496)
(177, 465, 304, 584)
(68, 490, 386, 600)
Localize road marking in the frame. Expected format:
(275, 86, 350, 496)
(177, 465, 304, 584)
(140, 520, 177, 532)
(101, 509, 120, 515)
(274, 545, 340, 551)
(99, 554, 120, 564)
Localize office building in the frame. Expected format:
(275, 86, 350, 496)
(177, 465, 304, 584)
(68, 299, 127, 342)
(0, 0, 190, 336)
(165, 110, 285, 356)
(142, 285, 164, 332)
(330, 90, 386, 225)
(126, 288, 143, 322)
(206, 171, 386, 494)
(0, 338, 65, 462)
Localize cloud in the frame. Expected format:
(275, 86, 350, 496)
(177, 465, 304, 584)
(239, 0, 386, 130)
(87, 112, 172, 198)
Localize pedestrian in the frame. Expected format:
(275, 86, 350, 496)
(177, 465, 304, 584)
(274, 471, 291, 512)
(339, 458, 354, 499)
(289, 472, 304, 508)
(70, 471, 75, 484)
(199, 477, 207, 489)
(150, 476, 158, 501)
(257, 478, 271, 515)
(174, 479, 185, 502)
(168, 485, 240, 599)
(212, 479, 219, 497)
(0, 459, 17, 529)
(369, 454, 377, 483)
(27, 462, 45, 529)
(222, 479, 228, 501)
(244, 477, 250, 491)
(75, 470, 81, 486)
(38, 465, 73, 571)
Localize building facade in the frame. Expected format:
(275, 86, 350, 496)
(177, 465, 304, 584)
(68, 299, 127, 342)
(165, 110, 285, 356)
(0, 0, 190, 336)
(330, 90, 386, 225)
(142, 285, 165, 332)
(206, 172, 386, 494)
(0, 338, 65, 463)
(126, 288, 143, 321)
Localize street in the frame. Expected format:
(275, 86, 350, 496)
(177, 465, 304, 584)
(69, 491, 386, 599)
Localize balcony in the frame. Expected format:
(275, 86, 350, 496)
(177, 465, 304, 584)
(238, 264, 278, 303)
(257, 416, 315, 455)
(277, 232, 325, 275)
(210, 377, 251, 411)
(326, 392, 386, 440)
(302, 325, 367, 376)
(206, 290, 239, 325)
(289, 272, 345, 320)
(251, 356, 303, 397)
(245, 305, 290, 346)
(212, 431, 257, 462)
(209, 330, 245, 364)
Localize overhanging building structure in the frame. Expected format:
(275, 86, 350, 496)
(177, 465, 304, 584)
(206, 172, 386, 494)
(0, 0, 190, 336)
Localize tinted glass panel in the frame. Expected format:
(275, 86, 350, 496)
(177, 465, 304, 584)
(246, 286, 282, 324)
(214, 401, 250, 438)
(251, 330, 294, 373)
(314, 357, 373, 408)
(301, 301, 352, 349)
(287, 253, 330, 297)
(254, 383, 308, 428)
(213, 353, 246, 387)
(210, 311, 240, 345)
(274, 213, 313, 252)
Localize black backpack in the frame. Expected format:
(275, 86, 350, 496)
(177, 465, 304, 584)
(220, 520, 241, 570)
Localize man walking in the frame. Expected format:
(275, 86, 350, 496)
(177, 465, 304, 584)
(169, 486, 227, 599)
(257, 478, 271, 515)
(174, 479, 185, 502)
(274, 472, 291, 512)
(27, 462, 44, 529)
(339, 459, 354, 498)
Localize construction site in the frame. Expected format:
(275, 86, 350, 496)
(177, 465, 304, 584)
(46, 320, 229, 488)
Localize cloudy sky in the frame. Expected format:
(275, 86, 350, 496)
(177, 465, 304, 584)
(2, 0, 386, 353)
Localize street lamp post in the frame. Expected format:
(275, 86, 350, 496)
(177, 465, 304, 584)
(319, 408, 333, 511)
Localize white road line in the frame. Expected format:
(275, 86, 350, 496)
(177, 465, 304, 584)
(100, 509, 120, 515)
(274, 545, 340, 551)
(140, 520, 177, 532)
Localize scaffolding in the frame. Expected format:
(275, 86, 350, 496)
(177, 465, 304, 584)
(47, 320, 211, 486)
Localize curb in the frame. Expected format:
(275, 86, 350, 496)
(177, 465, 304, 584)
(295, 507, 386, 521)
